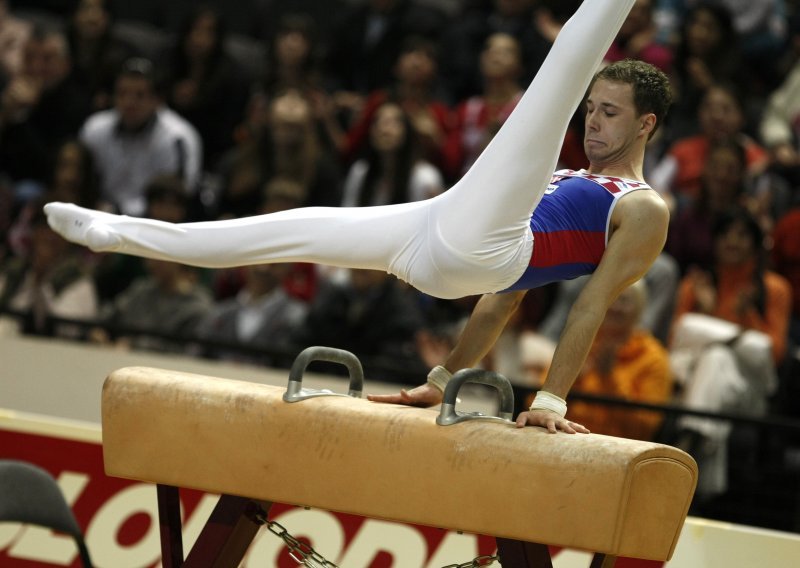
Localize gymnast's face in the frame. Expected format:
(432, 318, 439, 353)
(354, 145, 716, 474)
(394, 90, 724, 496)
(583, 79, 650, 167)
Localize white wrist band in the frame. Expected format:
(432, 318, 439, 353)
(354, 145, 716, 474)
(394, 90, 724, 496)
(530, 391, 568, 418)
(427, 365, 452, 392)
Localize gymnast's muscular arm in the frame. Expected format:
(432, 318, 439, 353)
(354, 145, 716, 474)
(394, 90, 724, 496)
(367, 290, 527, 407)
(516, 190, 670, 433)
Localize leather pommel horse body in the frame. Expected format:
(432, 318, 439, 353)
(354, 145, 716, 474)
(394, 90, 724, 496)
(102, 365, 697, 567)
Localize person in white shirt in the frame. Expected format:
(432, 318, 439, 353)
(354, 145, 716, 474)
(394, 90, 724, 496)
(79, 57, 202, 216)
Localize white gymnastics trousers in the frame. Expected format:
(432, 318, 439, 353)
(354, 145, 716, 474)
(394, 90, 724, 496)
(46, 0, 636, 300)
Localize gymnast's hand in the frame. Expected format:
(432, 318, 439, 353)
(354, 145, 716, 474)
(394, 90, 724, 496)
(367, 383, 443, 408)
(515, 410, 590, 435)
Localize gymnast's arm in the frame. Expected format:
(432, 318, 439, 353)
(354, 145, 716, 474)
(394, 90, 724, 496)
(366, 290, 527, 407)
(516, 190, 670, 433)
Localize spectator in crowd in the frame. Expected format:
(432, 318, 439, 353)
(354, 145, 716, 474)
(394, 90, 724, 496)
(259, 13, 326, 98)
(341, 36, 453, 177)
(443, 32, 524, 177)
(0, 25, 92, 185)
(538, 252, 680, 347)
(245, 13, 344, 156)
(89, 176, 210, 353)
(79, 57, 202, 216)
(161, 5, 249, 169)
(670, 208, 792, 500)
(215, 89, 341, 218)
(759, 55, 800, 185)
(210, 177, 322, 307)
(341, 101, 444, 207)
(550, 280, 673, 441)
(604, 0, 673, 72)
(771, 205, 800, 345)
(291, 268, 425, 373)
(0, 207, 98, 337)
(714, 0, 788, 92)
(66, 0, 136, 112)
(325, 0, 446, 95)
(93, 174, 187, 303)
(650, 83, 769, 210)
(92, 256, 212, 353)
(195, 262, 308, 365)
(438, 0, 580, 103)
(665, 139, 754, 274)
(0, 0, 31, 77)
(6, 138, 99, 258)
(665, 3, 743, 142)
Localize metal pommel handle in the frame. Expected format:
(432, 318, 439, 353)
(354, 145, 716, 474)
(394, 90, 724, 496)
(436, 369, 515, 426)
(283, 346, 365, 402)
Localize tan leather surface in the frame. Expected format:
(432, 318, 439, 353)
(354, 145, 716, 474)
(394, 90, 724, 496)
(102, 367, 697, 560)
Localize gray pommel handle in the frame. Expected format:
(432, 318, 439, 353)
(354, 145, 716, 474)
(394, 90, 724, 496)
(436, 368, 515, 426)
(283, 346, 365, 402)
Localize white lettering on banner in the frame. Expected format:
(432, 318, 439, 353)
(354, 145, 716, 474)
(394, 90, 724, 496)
(7, 472, 90, 564)
(426, 531, 483, 567)
(243, 508, 345, 566)
(552, 549, 595, 567)
(8, 525, 79, 563)
(339, 519, 427, 567)
(0, 524, 22, 551)
(86, 483, 161, 568)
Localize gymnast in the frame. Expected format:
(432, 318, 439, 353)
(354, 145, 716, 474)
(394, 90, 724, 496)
(44, 0, 671, 435)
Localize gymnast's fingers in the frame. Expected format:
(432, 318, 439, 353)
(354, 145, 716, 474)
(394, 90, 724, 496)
(367, 392, 404, 404)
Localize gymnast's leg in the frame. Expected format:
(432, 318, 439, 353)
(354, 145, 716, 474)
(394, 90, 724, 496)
(45, 0, 635, 300)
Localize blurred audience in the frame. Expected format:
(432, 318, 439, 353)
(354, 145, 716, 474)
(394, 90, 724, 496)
(196, 262, 308, 364)
(341, 36, 453, 176)
(665, 138, 754, 274)
(291, 269, 424, 371)
(215, 89, 341, 218)
(0, 25, 92, 185)
(0, 0, 31, 77)
(438, 0, 579, 103)
(6, 138, 99, 258)
(325, 0, 446, 95)
(605, 0, 673, 72)
(66, 0, 136, 112)
(539, 253, 680, 346)
(771, 205, 800, 345)
(665, 2, 743, 142)
(651, 83, 769, 210)
(670, 208, 791, 500)
(0, 207, 98, 337)
(443, 32, 524, 177)
(162, 5, 249, 169)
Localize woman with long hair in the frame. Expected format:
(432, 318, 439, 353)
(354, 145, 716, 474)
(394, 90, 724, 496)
(342, 102, 443, 207)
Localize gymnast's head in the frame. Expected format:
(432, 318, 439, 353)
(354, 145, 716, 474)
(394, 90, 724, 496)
(585, 59, 672, 152)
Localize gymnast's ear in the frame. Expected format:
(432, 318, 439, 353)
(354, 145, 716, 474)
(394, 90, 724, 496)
(639, 113, 657, 137)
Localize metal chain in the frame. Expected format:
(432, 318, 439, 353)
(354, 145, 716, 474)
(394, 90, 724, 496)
(257, 511, 498, 568)
(263, 519, 340, 567)
(440, 554, 500, 568)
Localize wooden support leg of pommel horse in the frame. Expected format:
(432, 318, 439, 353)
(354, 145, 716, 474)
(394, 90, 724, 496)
(157, 485, 273, 568)
(101, 359, 698, 568)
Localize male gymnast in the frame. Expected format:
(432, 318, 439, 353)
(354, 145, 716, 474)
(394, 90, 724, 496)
(44, 0, 671, 435)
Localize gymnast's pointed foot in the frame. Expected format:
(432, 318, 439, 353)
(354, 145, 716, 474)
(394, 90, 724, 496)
(43, 202, 122, 252)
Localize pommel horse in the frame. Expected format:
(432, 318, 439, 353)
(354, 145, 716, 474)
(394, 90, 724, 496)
(101, 347, 697, 567)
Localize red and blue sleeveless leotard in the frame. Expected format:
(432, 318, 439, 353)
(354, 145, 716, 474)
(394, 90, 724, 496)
(504, 169, 652, 291)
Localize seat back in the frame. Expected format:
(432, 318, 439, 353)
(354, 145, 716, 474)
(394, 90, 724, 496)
(0, 460, 93, 568)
